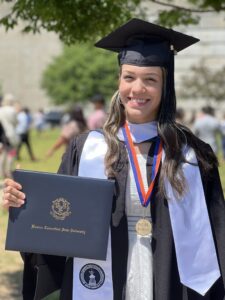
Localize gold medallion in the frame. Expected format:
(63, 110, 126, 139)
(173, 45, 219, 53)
(136, 218, 152, 236)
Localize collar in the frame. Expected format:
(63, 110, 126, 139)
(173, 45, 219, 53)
(117, 121, 158, 143)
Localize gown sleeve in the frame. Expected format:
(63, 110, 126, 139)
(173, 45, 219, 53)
(202, 161, 225, 289)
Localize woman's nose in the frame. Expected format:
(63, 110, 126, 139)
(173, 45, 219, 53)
(131, 79, 146, 94)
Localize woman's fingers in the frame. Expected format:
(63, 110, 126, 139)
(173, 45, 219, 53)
(4, 185, 25, 199)
(2, 178, 25, 208)
(3, 194, 25, 208)
(4, 178, 22, 191)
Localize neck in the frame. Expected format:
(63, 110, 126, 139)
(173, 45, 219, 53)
(126, 118, 157, 124)
(127, 120, 157, 125)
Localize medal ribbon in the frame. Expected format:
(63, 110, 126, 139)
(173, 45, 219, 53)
(122, 122, 163, 207)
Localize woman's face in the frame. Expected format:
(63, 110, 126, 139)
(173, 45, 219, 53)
(119, 65, 163, 124)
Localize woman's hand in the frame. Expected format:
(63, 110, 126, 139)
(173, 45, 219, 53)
(2, 178, 26, 209)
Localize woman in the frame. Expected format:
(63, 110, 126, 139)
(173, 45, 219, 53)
(46, 105, 87, 158)
(3, 19, 225, 300)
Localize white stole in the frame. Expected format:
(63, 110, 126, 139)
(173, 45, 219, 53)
(164, 147, 220, 295)
(73, 125, 221, 298)
(73, 131, 113, 300)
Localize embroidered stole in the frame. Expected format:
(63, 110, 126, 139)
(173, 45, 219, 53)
(73, 131, 113, 300)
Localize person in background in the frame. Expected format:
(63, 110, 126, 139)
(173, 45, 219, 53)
(175, 107, 185, 124)
(220, 112, 225, 161)
(0, 93, 19, 178)
(87, 94, 107, 129)
(33, 108, 46, 134)
(188, 110, 197, 129)
(16, 106, 36, 161)
(2, 19, 225, 300)
(0, 121, 10, 163)
(46, 105, 87, 158)
(193, 105, 221, 155)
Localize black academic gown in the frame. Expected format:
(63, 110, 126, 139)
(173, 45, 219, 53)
(22, 132, 225, 300)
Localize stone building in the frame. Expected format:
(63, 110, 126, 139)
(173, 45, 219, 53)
(0, 3, 62, 111)
(175, 12, 225, 114)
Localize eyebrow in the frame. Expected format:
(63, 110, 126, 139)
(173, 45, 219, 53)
(123, 70, 161, 77)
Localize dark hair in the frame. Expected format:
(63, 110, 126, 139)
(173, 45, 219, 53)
(91, 94, 105, 104)
(155, 70, 217, 197)
(23, 107, 30, 114)
(175, 108, 185, 121)
(202, 105, 215, 116)
(69, 105, 87, 132)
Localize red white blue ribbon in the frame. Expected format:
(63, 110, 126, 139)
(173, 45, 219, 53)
(122, 122, 162, 207)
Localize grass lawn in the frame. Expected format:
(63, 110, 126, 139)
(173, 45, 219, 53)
(0, 128, 225, 299)
(219, 161, 225, 193)
(15, 128, 65, 173)
(0, 128, 63, 300)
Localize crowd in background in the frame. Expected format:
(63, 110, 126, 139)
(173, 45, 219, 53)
(0, 93, 107, 178)
(176, 106, 225, 159)
(0, 92, 224, 180)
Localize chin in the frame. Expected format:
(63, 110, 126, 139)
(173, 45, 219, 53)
(127, 115, 154, 124)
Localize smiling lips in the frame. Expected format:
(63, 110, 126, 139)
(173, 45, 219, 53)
(128, 98, 150, 107)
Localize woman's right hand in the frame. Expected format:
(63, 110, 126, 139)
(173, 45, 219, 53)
(2, 178, 26, 209)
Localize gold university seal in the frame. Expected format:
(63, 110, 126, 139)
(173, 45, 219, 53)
(50, 198, 71, 220)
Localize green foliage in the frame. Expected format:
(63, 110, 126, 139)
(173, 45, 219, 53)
(0, 0, 224, 41)
(194, 0, 225, 11)
(158, 9, 199, 27)
(41, 44, 119, 105)
(178, 61, 225, 102)
(154, 0, 225, 27)
(0, 0, 143, 44)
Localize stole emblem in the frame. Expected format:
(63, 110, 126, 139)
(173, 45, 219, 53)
(79, 263, 105, 289)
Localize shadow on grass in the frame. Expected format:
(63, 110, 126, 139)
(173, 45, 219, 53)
(1, 269, 60, 300)
(43, 290, 60, 300)
(1, 269, 23, 299)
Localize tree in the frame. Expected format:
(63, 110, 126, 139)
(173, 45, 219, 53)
(41, 44, 119, 105)
(178, 61, 225, 103)
(0, 0, 143, 44)
(0, 0, 225, 44)
(153, 0, 225, 27)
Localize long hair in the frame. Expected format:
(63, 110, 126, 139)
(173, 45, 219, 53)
(103, 90, 125, 176)
(103, 67, 217, 198)
(69, 105, 87, 132)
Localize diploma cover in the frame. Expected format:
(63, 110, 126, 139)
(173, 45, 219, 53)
(5, 170, 114, 260)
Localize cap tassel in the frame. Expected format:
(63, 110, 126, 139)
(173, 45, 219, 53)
(170, 44, 177, 55)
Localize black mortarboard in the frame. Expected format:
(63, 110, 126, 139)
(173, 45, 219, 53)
(95, 18, 199, 67)
(95, 18, 199, 122)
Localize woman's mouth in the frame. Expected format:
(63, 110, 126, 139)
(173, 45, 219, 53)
(128, 98, 150, 106)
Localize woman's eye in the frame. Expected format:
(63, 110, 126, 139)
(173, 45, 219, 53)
(146, 77, 157, 82)
(123, 75, 133, 80)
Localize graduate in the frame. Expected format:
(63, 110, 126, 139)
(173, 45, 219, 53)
(3, 18, 225, 300)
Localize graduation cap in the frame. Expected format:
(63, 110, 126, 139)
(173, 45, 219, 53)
(95, 18, 199, 67)
(95, 19, 200, 122)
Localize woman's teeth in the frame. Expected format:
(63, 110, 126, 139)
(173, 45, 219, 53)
(130, 99, 147, 103)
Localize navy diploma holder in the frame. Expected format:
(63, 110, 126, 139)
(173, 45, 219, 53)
(5, 170, 114, 260)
